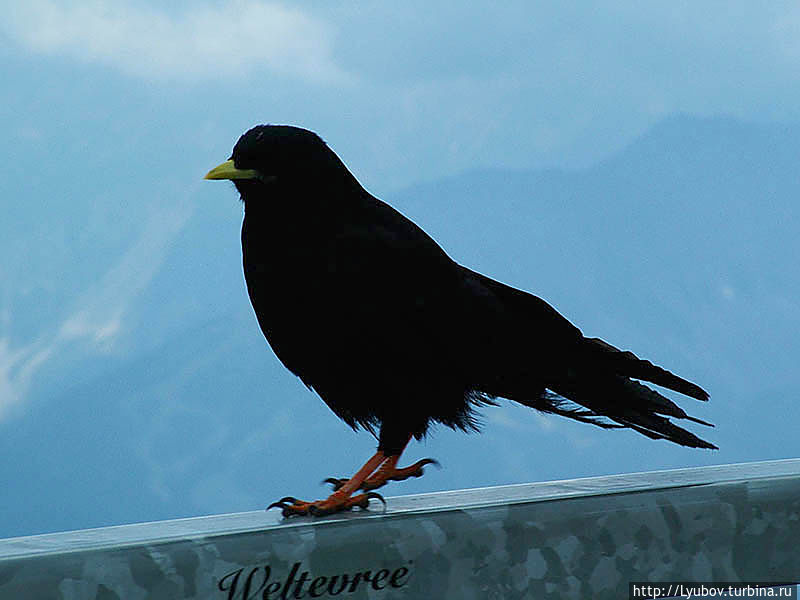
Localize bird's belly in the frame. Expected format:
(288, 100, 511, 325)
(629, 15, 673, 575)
(253, 290, 457, 388)
(242, 247, 473, 409)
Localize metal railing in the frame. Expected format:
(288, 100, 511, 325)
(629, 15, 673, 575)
(2, 459, 799, 599)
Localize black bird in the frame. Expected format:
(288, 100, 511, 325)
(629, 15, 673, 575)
(205, 125, 715, 517)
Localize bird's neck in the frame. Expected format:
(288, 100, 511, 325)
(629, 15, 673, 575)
(242, 174, 368, 228)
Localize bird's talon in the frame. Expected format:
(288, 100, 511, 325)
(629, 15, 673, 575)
(365, 491, 386, 510)
(282, 505, 309, 517)
(410, 458, 438, 477)
(266, 496, 300, 511)
(267, 496, 320, 517)
(323, 477, 348, 491)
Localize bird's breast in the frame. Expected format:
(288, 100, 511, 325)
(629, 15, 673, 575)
(239, 211, 474, 387)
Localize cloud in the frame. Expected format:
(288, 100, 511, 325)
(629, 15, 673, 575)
(58, 200, 191, 348)
(0, 201, 190, 421)
(0, 338, 55, 421)
(3, 0, 350, 84)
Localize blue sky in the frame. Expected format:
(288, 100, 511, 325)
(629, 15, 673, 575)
(1, 2, 800, 536)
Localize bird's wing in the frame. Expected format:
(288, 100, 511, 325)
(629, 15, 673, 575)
(324, 221, 461, 318)
(458, 266, 707, 399)
(457, 266, 583, 343)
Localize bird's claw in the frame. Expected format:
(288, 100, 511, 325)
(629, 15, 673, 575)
(391, 457, 439, 479)
(267, 492, 385, 518)
(266, 496, 299, 510)
(308, 491, 385, 516)
(360, 491, 387, 512)
(266, 497, 314, 517)
(322, 477, 348, 491)
(366, 491, 387, 511)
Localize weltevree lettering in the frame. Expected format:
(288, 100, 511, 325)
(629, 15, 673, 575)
(218, 561, 411, 599)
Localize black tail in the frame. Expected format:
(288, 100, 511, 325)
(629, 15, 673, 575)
(532, 337, 716, 449)
(461, 267, 716, 449)
(583, 337, 709, 402)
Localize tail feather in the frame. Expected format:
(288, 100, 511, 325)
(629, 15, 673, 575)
(514, 392, 626, 430)
(608, 414, 717, 449)
(536, 373, 717, 450)
(584, 337, 709, 401)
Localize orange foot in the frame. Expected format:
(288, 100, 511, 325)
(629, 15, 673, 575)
(325, 456, 439, 492)
(268, 441, 439, 518)
(268, 450, 388, 518)
(267, 490, 385, 517)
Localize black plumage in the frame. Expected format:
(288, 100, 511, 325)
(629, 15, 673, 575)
(205, 125, 715, 515)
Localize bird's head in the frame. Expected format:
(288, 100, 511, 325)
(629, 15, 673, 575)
(204, 125, 352, 199)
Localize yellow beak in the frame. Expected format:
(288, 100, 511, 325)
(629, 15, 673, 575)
(204, 159, 260, 180)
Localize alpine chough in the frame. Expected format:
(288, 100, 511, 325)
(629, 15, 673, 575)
(205, 125, 715, 517)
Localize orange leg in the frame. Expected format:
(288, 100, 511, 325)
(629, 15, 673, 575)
(268, 451, 387, 517)
(360, 455, 438, 490)
(324, 436, 438, 492)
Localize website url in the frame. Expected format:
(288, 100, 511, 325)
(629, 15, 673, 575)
(629, 582, 797, 599)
